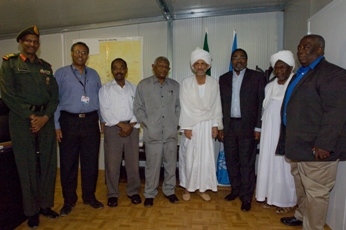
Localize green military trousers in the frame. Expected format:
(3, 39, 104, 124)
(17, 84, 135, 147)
(9, 111, 57, 216)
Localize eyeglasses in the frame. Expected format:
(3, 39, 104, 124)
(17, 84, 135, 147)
(74, 50, 88, 56)
(23, 39, 40, 45)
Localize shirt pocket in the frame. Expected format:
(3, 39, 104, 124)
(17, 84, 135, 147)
(14, 68, 33, 93)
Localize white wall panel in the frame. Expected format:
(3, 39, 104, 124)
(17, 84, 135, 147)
(138, 21, 168, 79)
(173, 12, 283, 83)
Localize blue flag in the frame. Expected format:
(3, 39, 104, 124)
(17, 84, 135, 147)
(229, 31, 237, 71)
(217, 143, 230, 185)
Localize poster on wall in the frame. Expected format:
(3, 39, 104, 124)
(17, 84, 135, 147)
(73, 37, 143, 85)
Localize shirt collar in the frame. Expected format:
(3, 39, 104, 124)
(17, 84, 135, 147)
(297, 55, 324, 74)
(20, 53, 41, 64)
(112, 79, 127, 86)
(309, 55, 324, 69)
(232, 68, 246, 76)
(154, 76, 166, 85)
(71, 64, 88, 74)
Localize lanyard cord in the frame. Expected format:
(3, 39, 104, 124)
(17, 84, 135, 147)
(71, 65, 87, 96)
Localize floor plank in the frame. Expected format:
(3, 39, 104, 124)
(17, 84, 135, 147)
(15, 170, 331, 230)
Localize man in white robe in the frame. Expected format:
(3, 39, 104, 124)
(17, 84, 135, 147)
(179, 48, 223, 201)
(255, 50, 297, 213)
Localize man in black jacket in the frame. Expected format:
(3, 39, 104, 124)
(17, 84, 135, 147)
(219, 48, 265, 212)
(280, 34, 346, 230)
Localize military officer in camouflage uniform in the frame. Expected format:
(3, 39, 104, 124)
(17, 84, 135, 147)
(0, 26, 60, 228)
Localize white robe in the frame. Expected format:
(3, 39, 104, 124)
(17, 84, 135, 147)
(179, 75, 223, 192)
(255, 78, 297, 207)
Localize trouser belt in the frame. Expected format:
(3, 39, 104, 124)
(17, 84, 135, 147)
(29, 104, 46, 112)
(61, 110, 97, 118)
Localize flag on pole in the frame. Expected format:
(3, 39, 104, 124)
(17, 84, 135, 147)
(229, 29, 237, 71)
(203, 28, 211, 76)
(217, 143, 230, 185)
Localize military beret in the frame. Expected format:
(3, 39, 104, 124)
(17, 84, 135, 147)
(16, 26, 40, 42)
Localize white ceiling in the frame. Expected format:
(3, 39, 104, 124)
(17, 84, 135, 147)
(0, 0, 292, 40)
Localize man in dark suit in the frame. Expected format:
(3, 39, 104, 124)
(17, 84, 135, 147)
(280, 35, 346, 229)
(218, 48, 265, 212)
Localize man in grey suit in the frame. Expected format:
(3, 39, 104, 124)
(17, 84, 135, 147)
(218, 48, 266, 212)
(280, 35, 346, 230)
(133, 56, 180, 207)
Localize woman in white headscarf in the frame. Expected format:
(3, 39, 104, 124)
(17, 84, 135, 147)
(255, 50, 297, 213)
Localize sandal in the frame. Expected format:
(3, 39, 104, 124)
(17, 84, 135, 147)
(275, 207, 292, 214)
(182, 190, 191, 201)
(262, 203, 272, 208)
(197, 191, 211, 201)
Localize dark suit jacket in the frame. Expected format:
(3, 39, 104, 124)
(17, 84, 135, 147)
(219, 68, 265, 136)
(283, 58, 346, 161)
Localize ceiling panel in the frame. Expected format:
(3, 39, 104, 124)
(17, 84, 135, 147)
(0, 0, 292, 40)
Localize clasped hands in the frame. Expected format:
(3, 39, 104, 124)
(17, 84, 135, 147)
(184, 127, 218, 140)
(29, 114, 49, 133)
(118, 122, 136, 137)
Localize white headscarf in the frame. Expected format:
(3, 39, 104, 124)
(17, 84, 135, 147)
(262, 50, 295, 111)
(190, 47, 212, 69)
(270, 50, 295, 71)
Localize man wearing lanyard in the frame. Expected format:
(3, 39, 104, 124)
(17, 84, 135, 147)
(279, 35, 346, 229)
(54, 42, 104, 216)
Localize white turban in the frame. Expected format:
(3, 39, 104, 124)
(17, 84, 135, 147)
(270, 50, 295, 71)
(190, 47, 212, 69)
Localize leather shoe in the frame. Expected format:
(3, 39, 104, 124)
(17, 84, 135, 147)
(107, 197, 118, 207)
(60, 203, 76, 217)
(281, 216, 303, 226)
(241, 201, 251, 212)
(224, 192, 239, 201)
(128, 194, 142, 204)
(144, 198, 154, 207)
(27, 213, 39, 228)
(39, 208, 59, 218)
(83, 199, 104, 209)
(165, 194, 179, 204)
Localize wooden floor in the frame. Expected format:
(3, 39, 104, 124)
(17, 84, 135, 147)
(15, 170, 331, 230)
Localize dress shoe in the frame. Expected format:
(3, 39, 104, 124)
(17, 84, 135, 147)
(144, 198, 154, 207)
(280, 216, 303, 226)
(197, 191, 211, 201)
(107, 197, 118, 207)
(39, 208, 59, 218)
(27, 213, 39, 228)
(83, 199, 104, 209)
(128, 194, 142, 204)
(60, 203, 76, 217)
(165, 194, 179, 204)
(241, 201, 251, 212)
(224, 192, 239, 201)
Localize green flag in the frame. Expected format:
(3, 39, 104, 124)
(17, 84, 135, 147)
(203, 32, 211, 76)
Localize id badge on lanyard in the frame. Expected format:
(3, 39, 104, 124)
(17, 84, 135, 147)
(81, 95, 90, 106)
(71, 65, 89, 106)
